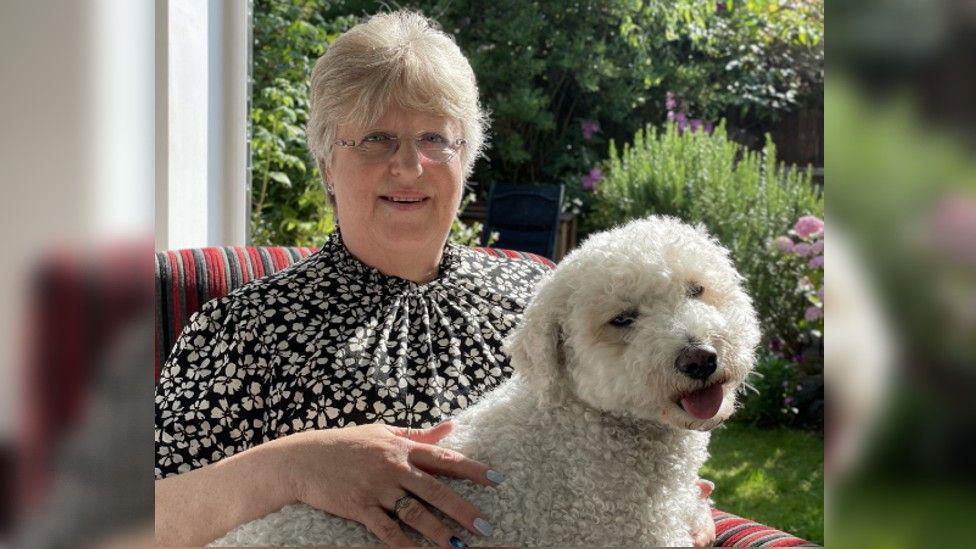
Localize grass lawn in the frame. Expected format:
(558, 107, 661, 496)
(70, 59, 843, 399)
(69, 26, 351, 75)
(701, 422, 824, 545)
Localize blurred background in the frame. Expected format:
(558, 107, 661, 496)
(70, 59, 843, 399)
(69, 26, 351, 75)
(827, 1, 976, 547)
(0, 0, 972, 547)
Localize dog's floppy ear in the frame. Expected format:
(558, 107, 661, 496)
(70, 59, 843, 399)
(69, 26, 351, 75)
(505, 274, 570, 404)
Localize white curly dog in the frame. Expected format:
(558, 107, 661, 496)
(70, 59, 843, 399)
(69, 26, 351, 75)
(212, 215, 761, 547)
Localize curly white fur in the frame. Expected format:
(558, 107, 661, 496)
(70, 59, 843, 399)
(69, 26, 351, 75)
(211, 215, 761, 547)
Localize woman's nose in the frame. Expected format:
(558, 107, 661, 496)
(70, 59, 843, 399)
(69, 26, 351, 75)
(388, 139, 424, 178)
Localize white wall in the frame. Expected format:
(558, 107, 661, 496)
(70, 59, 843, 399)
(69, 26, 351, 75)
(0, 0, 249, 441)
(0, 0, 154, 439)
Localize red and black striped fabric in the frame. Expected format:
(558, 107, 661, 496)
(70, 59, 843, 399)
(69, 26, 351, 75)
(712, 509, 817, 547)
(21, 244, 152, 512)
(152, 246, 817, 547)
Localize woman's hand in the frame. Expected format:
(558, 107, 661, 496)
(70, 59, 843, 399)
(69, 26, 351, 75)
(691, 479, 717, 547)
(280, 421, 498, 547)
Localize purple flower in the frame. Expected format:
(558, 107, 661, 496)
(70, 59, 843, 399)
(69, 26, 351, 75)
(817, 286, 824, 300)
(794, 215, 824, 239)
(769, 336, 782, 352)
(792, 242, 812, 257)
(689, 119, 703, 133)
(796, 384, 803, 392)
(811, 239, 824, 255)
(808, 255, 824, 269)
(673, 112, 688, 132)
(784, 396, 796, 406)
(581, 119, 601, 140)
(581, 166, 603, 191)
(774, 235, 794, 252)
(805, 305, 823, 321)
(703, 121, 715, 134)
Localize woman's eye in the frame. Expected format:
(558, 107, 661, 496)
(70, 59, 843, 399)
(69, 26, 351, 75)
(687, 282, 705, 298)
(420, 133, 448, 144)
(609, 311, 638, 327)
(363, 133, 394, 143)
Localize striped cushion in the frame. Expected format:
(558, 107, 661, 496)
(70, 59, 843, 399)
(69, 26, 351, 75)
(713, 509, 818, 547)
(154, 246, 556, 378)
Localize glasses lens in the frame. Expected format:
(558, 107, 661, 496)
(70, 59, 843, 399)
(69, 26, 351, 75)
(418, 142, 455, 162)
(359, 134, 398, 161)
(417, 133, 461, 162)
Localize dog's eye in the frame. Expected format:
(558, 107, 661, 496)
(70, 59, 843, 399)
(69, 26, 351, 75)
(609, 310, 638, 327)
(687, 282, 705, 298)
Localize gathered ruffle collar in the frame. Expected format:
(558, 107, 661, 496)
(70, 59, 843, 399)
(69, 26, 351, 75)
(317, 229, 462, 295)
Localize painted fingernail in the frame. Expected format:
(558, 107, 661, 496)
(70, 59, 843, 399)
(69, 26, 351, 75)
(449, 536, 467, 548)
(486, 469, 505, 485)
(473, 517, 493, 536)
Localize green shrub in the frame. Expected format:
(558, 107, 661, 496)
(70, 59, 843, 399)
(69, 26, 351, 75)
(587, 122, 823, 354)
(735, 350, 803, 428)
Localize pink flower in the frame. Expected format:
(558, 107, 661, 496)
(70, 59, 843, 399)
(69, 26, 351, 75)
(581, 119, 601, 140)
(927, 194, 976, 267)
(805, 305, 823, 321)
(811, 239, 824, 255)
(581, 166, 603, 191)
(794, 215, 824, 239)
(665, 91, 678, 111)
(792, 242, 812, 257)
(774, 236, 794, 252)
(808, 255, 824, 269)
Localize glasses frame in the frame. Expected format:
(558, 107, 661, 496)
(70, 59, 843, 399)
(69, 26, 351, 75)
(334, 133, 467, 164)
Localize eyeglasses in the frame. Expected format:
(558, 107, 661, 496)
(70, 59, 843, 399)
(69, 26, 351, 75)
(334, 132, 466, 164)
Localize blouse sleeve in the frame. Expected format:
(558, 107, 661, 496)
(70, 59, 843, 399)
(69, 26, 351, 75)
(155, 295, 270, 479)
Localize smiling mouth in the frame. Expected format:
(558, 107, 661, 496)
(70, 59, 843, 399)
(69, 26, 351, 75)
(380, 195, 429, 208)
(673, 377, 730, 420)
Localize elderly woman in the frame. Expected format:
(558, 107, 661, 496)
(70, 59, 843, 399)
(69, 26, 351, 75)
(155, 11, 714, 547)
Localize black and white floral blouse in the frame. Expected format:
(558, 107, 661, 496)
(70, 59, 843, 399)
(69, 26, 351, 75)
(154, 233, 549, 479)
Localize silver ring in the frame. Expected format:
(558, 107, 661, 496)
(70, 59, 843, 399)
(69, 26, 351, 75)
(392, 494, 414, 516)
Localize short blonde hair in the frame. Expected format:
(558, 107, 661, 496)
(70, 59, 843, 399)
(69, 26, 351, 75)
(306, 10, 488, 180)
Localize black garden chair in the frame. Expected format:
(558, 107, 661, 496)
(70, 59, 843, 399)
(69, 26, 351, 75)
(480, 183, 565, 261)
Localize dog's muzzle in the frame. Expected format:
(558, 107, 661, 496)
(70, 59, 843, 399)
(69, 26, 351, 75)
(674, 345, 718, 381)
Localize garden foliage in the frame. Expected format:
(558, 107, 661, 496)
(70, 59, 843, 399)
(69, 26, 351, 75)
(250, 0, 824, 246)
(250, 0, 355, 246)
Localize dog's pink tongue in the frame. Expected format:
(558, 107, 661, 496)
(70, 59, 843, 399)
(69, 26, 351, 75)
(680, 384, 724, 420)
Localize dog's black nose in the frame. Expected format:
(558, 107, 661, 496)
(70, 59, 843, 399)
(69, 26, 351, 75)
(675, 346, 718, 380)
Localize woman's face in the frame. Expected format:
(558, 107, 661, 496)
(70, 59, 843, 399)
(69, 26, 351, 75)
(325, 103, 464, 259)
